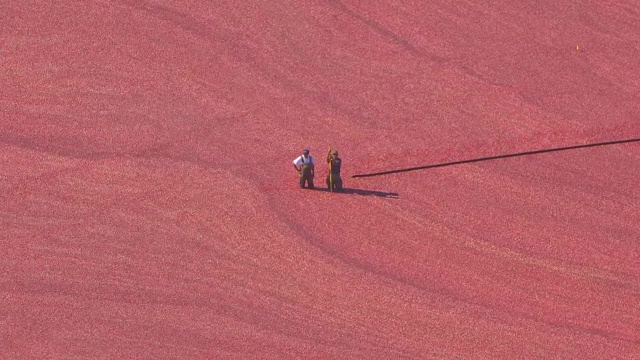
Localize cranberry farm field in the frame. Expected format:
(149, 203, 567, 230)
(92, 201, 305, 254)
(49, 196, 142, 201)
(2, 1, 639, 358)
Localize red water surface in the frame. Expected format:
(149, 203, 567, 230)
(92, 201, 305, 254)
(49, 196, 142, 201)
(2, 0, 639, 358)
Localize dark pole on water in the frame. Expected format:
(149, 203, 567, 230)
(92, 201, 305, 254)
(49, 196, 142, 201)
(352, 137, 640, 178)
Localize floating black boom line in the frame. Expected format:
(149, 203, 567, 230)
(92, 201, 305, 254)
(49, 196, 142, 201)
(352, 137, 640, 178)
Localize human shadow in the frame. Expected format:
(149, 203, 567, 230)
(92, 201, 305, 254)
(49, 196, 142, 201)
(323, 187, 399, 198)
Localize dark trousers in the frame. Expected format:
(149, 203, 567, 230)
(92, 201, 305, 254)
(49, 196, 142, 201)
(300, 173, 314, 189)
(326, 174, 342, 191)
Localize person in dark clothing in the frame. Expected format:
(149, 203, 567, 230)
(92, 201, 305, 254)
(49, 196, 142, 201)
(326, 148, 342, 191)
(292, 148, 315, 189)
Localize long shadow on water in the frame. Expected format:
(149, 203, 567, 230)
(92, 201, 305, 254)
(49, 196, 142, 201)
(319, 187, 399, 198)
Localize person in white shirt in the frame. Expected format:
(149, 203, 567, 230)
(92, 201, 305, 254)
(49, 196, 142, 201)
(292, 148, 315, 189)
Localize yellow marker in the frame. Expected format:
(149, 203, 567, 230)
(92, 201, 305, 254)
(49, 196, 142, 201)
(329, 146, 333, 192)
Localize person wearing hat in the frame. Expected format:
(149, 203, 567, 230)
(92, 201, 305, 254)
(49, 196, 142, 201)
(326, 148, 342, 191)
(292, 148, 315, 189)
